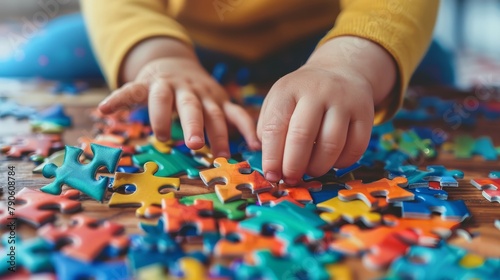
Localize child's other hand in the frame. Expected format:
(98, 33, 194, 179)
(98, 38, 260, 158)
(257, 37, 396, 184)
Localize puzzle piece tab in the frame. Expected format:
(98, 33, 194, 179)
(180, 193, 248, 220)
(200, 157, 272, 203)
(317, 197, 381, 226)
(39, 215, 129, 262)
(108, 162, 180, 216)
(0, 188, 80, 227)
(397, 191, 470, 221)
(41, 144, 122, 201)
(339, 177, 411, 208)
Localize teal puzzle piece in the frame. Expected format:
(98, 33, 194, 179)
(133, 144, 200, 178)
(0, 234, 54, 274)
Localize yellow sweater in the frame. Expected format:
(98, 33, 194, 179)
(81, 0, 439, 123)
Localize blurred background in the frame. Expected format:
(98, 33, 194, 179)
(0, 0, 500, 90)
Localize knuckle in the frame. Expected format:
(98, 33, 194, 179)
(178, 95, 200, 108)
(262, 123, 285, 138)
(287, 127, 310, 144)
(319, 141, 342, 156)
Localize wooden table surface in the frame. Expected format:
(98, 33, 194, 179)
(1, 86, 499, 279)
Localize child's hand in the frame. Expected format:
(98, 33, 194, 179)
(98, 38, 260, 158)
(257, 37, 396, 184)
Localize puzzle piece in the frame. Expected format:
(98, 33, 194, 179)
(389, 165, 464, 188)
(2, 134, 63, 159)
(214, 219, 284, 259)
(191, 145, 214, 167)
(489, 171, 500, 179)
(145, 198, 216, 234)
(51, 253, 130, 280)
(31, 104, 72, 127)
(399, 130, 437, 159)
(133, 143, 200, 178)
(310, 183, 345, 204)
(97, 118, 150, 139)
(412, 186, 448, 200)
(397, 190, 471, 221)
(31, 121, 65, 134)
(108, 162, 180, 216)
(339, 177, 411, 208)
(240, 200, 326, 243)
(39, 215, 129, 261)
(200, 157, 272, 203)
(136, 264, 169, 280)
(331, 225, 398, 255)
(180, 193, 248, 220)
(449, 226, 500, 258)
(483, 188, 500, 203)
(0, 98, 37, 119)
(0, 234, 54, 274)
(78, 135, 135, 156)
(41, 144, 122, 201)
(471, 177, 500, 203)
(175, 257, 207, 280)
(237, 245, 340, 280)
(242, 150, 263, 174)
(472, 136, 498, 161)
(0, 188, 80, 227)
(389, 244, 500, 279)
(317, 197, 381, 226)
(363, 229, 419, 270)
(257, 180, 322, 205)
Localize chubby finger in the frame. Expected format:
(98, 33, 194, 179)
(335, 117, 372, 167)
(282, 101, 323, 184)
(258, 97, 294, 183)
(148, 79, 174, 142)
(99, 82, 149, 114)
(223, 102, 261, 150)
(307, 108, 348, 177)
(175, 86, 205, 149)
(202, 99, 230, 158)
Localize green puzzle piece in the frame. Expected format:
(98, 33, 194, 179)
(41, 144, 122, 201)
(33, 150, 65, 174)
(133, 144, 200, 178)
(240, 200, 326, 243)
(0, 234, 54, 274)
(171, 120, 184, 141)
(180, 193, 249, 220)
(454, 135, 475, 159)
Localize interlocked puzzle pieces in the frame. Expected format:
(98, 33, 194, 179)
(397, 190, 471, 221)
(0, 234, 54, 274)
(471, 177, 500, 203)
(39, 215, 129, 262)
(108, 162, 180, 216)
(389, 165, 464, 188)
(317, 197, 381, 226)
(389, 243, 500, 279)
(51, 253, 129, 280)
(242, 150, 263, 174)
(257, 180, 322, 205)
(214, 219, 284, 259)
(240, 200, 326, 243)
(180, 193, 248, 220)
(41, 144, 122, 201)
(200, 157, 272, 203)
(2, 134, 63, 159)
(145, 198, 216, 234)
(339, 177, 412, 208)
(0, 188, 80, 227)
(133, 143, 200, 178)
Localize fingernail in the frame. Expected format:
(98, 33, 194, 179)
(98, 98, 109, 107)
(189, 135, 203, 144)
(285, 178, 298, 186)
(265, 171, 281, 182)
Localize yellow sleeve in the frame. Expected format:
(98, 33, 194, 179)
(318, 0, 439, 124)
(80, 0, 192, 89)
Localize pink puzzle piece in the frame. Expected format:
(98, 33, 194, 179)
(39, 215, 129, 261)
(0, 188, 81, 227)
(257, 181, 322, 205)
(2, 134, 63, 158)
(339, 177, 412, 208)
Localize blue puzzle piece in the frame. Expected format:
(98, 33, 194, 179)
(209, 264, 236, 279)
(489, 171, 500, 179)
(389, 165, 464, 188)
(398, 191, 470, 221)
(41, 144, 122, 201)
(412, 187, 448, 200)
(242, 151, 263, 174)
(0, 234, 54, 274)
(395, 108, 434, 121)
(52, 253, 130, 280)
(389, 243, 500, 280)
(0, 99, 37, 119)
(472, 136, 498, 161)
(117, 166, 140, 173)
(240, 201, 326, 243)
(310, 183, 345, 204)
(31, 104, 72, 127)
(129, 106, 150, 125)
(133, 144, 200, 178)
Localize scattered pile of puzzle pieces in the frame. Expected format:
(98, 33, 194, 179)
(1, 85, 500, 279)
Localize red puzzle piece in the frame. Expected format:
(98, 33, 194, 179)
(257, 181, 322, 205)
(38, 215, 129, 262)
(363, 229, 418, 270)
(2, 134, 63, 158)
(145, 198, 216, 234)
(214, 219, 284, 262)
(470, 178, 500, 203)
(339, 177, 412, 208)
(200, 158, 272, 203)
(0, 188, 81, 227)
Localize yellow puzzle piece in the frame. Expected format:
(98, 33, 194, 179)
(317, 197, 381, 227)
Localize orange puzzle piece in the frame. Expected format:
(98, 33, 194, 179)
(199, 158, 272, 203)
(3, 134, 63, 158)
(108, 162, 180, 216)
(339, 177, 412, 208)
(257, 181, 322, 205)
(39, 215, 129, 262)
(145, 198, 217, 234)
(0, 187, 81, 227)
(214, 219, 284, 261)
